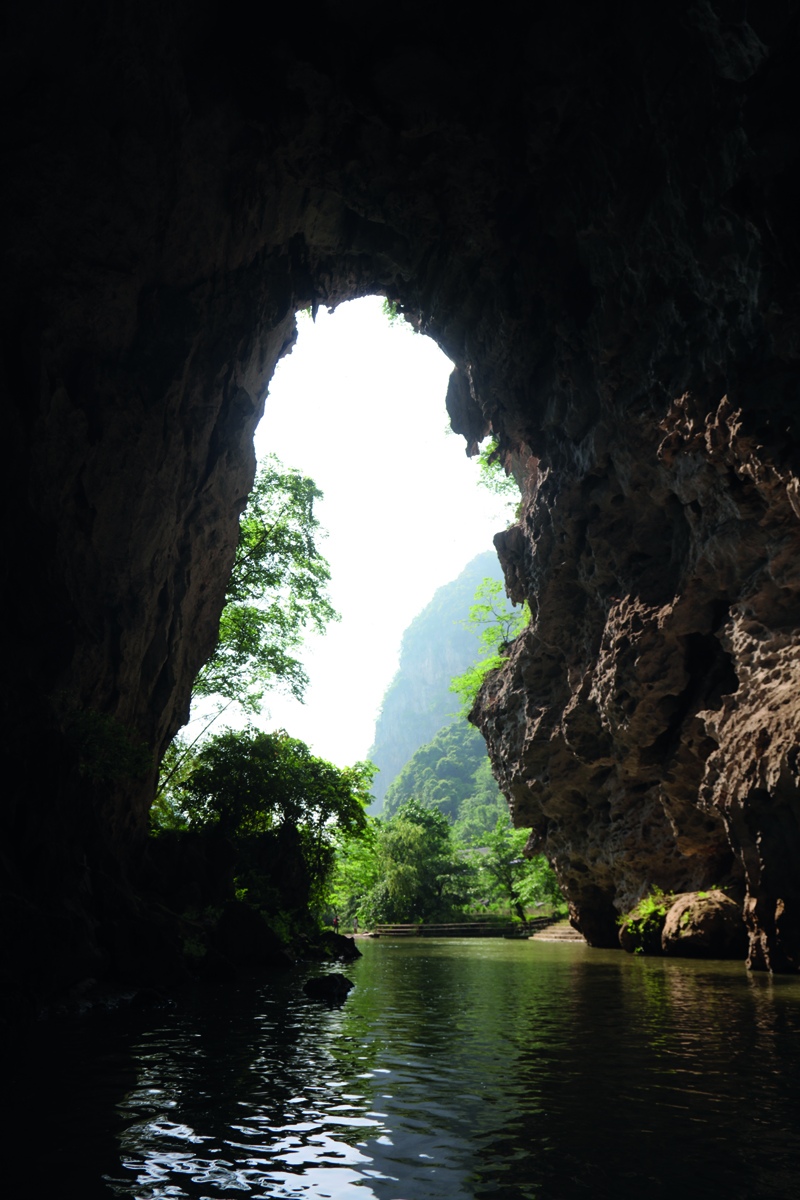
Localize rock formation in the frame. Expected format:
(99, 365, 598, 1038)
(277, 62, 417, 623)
(661, 890, 748, 959)
(3, 1, 800, 1005)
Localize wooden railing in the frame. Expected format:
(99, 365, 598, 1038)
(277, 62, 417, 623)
(372, 917, 556, 938)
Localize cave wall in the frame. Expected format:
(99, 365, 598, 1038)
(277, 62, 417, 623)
(2, 0, 800, 996)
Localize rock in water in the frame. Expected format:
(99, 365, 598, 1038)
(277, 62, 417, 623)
(303, 973, 355, 1002)
(661, 891, 747, 959)
(214, 900, 295, 970)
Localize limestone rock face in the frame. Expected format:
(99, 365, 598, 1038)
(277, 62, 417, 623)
(662, 891, 748, 959)
(4, 1, 800, 995)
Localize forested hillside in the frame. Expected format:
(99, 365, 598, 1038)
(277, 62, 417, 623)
(383, 719, 507, 838)
(367, 550, 509, 808)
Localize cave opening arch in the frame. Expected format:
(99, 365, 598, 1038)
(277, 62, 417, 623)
(5, 0, 800, 1006)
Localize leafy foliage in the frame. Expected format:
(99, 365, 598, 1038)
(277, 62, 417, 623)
(193, 454, 338, 713)
(451, 762, 511, 842)
(381, 297, 414, 330)
(150, 735, 197, 831)
(181, 728, 373, 837)
(449, 577, 529, 715)
(467, 819, 563, 920)
(331, 800, 473, 925)
(155, 454, 339, 820)
(476, 437, 520, 511)
(330, 804, 563, 926)
(617, 888, 675, 955)
(176, 727, 375, 912)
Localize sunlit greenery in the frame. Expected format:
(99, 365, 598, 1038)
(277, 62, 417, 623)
(476, 436, 520, 513)
(384, 719, 507, 836)
(193, 453, 338, 714)
(330, 801, 562, 926)
(449, 577, 529, 715)
(160, 727, 375, 917)
(154, 453, 338, 812)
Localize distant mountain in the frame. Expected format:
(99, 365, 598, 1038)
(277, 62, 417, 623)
(367, 550, 511, 810)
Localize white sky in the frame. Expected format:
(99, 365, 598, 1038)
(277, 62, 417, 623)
(190, 297, 508, 766)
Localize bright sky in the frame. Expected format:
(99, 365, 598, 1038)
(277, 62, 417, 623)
(191, 297, 508, 766)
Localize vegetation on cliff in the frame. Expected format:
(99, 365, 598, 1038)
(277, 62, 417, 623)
(449, 577, 529, 715)
(476, 436, 520, 514)
(156, 453, 338, 807)
(148, 453, 369, 944)
(194, 453, 338, 713)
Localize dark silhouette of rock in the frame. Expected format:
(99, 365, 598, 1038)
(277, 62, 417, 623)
(321, 933, 362, 961)
(195, 948, 237, 983)
(303, 973, 355, 1002)
(213, 901, 294, 970)
(662, 891, 748, 959)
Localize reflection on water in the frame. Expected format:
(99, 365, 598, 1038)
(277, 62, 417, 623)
(12, 940, 800, 1198)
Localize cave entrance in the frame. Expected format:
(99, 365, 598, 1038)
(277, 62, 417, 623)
(188, 295, 508, 770)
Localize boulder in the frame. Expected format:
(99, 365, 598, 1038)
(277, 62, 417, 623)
(661, 890, 747, 959)
(321, 932, 362, 961)
(213, 901, 295, 970)
(303, 973, 355, 1002)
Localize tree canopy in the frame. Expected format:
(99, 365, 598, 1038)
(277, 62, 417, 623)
(466, 819, 563, 921)
(181, 728, 373, 839)
(171, 727, 375, 913)
(331, 799, 473, 925)
(193, 453, 338, 714)
(330, 800, 562, 926)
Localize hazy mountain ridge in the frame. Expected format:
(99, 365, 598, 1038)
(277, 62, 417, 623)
(367, 550, 508, 809)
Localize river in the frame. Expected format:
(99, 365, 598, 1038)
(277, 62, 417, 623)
(10, 938, 800, 1199)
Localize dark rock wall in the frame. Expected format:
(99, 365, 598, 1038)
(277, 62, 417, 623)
(2, 0, 800, 993)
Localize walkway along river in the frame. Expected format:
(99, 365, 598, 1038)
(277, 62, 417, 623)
(10, 938, 800, 1199)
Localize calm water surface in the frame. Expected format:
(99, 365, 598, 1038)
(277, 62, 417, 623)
(13, 939, 800, 1198)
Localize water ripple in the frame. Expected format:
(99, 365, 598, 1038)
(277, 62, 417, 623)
(12, 940, 800, 1198)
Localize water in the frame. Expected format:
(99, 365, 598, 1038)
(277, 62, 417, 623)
(10, 939, 800, 1199)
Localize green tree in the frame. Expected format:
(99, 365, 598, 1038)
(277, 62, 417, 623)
(179, 727, 375, 908)
(329, 817, 385, 921)
(476, 436, 519, 512)
(331, 800, 474, 925)
(154, 455, 338, 813)
(383, 719, 508, 836)
(449, 577, 529, 715)
(194, 454, 338, 713)
(451, 758, 509, 841)
(468, 818, 563, 920)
